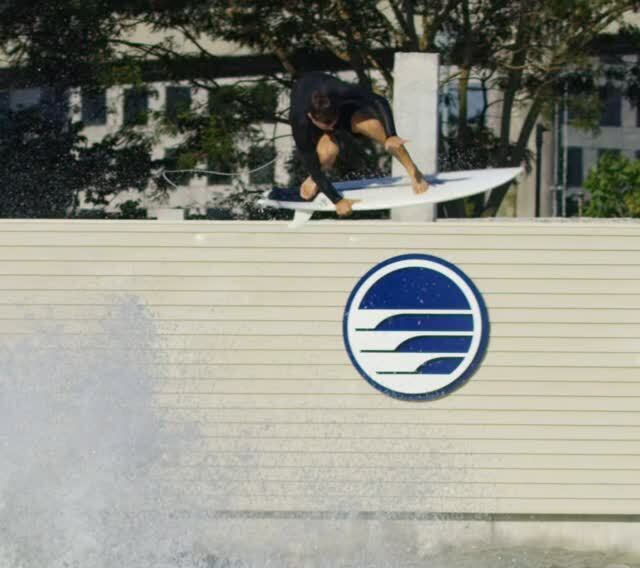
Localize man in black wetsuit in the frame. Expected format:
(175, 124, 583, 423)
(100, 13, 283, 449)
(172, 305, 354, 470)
(290, 72, 429, 217)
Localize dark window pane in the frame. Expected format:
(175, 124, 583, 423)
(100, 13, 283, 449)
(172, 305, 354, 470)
(466, 87, 485, 124)
(207, 157, 231, 186)
(442, 85, 486, 125)
(164, 148, 192, 185)
(567, 147, 583, 187)
(253, 83, 278, 122)
(40, 88, 68, 125)
(124, 89, 148, 126)
(166, 86, 191, 122)
(81, 89, 107, 125)
(248, 145, 276, 185)
(599, 85, 622, 127)
(0, 91, 9, 130)
(636, 150, 640, 161)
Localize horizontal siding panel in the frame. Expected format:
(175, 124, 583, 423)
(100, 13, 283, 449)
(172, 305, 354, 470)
(171, 450, 640, 470)
(17, 333, 637, 354)
(4, 261, 640, 280)
(3, 320, 640, 339)
(155, 363, 640, 382)
(155, 466, 640, 485)
(155, 495, 640, 515)
(3, 230, 640, 251)
(2, 218, 640, 235)
(133, 480, 640, 501)
(2, 275, 640, 296)
(3, 305, 640, 325)
(153, 393, 640, 412)
(179, 437, 640, 454)
(140, 335, 640, 352)
(162, 408, 640, 426)
(155, 379, 640, 398)
(169, 495, 640, 515)
(4, 290, 640, 309)
(157, 350, 639, 368)
(1, 246, 639, 265)
(175, 422, 640, 441)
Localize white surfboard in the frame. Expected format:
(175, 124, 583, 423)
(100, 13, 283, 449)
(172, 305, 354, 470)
(259, 167, 523, 228)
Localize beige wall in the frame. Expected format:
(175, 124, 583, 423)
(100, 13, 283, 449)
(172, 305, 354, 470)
(2, 219, 640, 517)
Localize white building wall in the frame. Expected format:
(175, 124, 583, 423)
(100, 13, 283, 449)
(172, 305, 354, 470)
(1, 218, 639, 518)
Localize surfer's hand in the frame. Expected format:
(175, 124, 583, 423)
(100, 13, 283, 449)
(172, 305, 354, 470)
(412, 175, 429, 194)
(335, 199, 358, 217)
(384, 136, 408, 151)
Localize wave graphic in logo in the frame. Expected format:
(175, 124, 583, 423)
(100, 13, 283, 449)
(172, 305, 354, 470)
(343, 254, 489, 400)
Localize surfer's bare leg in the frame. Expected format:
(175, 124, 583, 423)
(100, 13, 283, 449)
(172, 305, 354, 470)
(351, 111, 428, 194)
(300, 133, 339, 200)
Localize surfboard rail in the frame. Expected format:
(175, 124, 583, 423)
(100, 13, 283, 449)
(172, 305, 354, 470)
(258, 167, 523, 227)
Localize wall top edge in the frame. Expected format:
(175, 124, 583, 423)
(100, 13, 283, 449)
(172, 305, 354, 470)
(0, 218, 639, 227)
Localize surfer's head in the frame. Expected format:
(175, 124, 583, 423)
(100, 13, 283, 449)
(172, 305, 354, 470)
(308, 90, 338, 131)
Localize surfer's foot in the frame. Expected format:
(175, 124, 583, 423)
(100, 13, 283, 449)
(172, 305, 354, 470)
(300, 177, 319, 200)
(411, 174, 429, 194)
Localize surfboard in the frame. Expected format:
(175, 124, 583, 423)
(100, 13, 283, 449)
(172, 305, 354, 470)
(259, 167, 523, 228)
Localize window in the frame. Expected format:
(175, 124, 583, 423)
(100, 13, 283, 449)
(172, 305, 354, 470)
(443, 84, 486, 126)
(248, 145, 276, 185)
(566, 147, 583, 187)
(123, 88, 148, 126)
(0, 91, 9, 130)
(635, 150, 640, 161)
(81, 89, 107, 125)
(165, 86, 191, 122)
(207, 156, 231, 186)
(599, 85, 622, 127)
(40, 88, 68, 125)
(164, 148, 193, 186)
(252, 82, 278, 123)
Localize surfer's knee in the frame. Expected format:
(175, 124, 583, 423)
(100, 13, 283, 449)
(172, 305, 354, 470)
(300, 176, 318, 200)
(316, 134, 339, 169)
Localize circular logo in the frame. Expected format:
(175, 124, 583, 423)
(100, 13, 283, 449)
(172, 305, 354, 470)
(343, 254, 489, 400)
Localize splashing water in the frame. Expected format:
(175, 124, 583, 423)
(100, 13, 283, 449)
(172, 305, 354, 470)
(0, 299, 203, 567)
(1, 298, 638, 567)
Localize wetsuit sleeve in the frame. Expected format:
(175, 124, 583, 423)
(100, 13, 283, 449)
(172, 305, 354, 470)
(290, 106, 343, 204)
(299, 149, 343, 204)
(335, 84, 398, 137)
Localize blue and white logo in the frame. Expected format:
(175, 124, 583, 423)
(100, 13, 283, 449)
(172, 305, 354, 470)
(343, 254, 489, 400)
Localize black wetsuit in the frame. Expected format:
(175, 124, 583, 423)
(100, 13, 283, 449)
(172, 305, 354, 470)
(289, 72, 397, 204)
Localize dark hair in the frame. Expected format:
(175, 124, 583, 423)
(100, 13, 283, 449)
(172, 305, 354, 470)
(310, 90, 337, 123)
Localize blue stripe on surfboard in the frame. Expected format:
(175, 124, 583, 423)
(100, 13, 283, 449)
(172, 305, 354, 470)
(267, 175, 446, 202)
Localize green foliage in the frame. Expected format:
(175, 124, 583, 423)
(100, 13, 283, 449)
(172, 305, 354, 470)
(137, 0, 640, 216)
(0, 0, 156, 218)
(583, 153, 640, 217)
(0, 106, 154, 217)
(0, 0, 137, 89)
(117, 200, 147, 219)
(2, 0, 639, 219)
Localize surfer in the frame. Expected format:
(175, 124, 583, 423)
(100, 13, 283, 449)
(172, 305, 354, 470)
(289, 71, 429, 217)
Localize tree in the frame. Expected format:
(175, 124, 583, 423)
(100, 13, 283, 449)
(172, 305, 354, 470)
(135, 0, 640, 216)
(583, 153, 640, 218)
(0, 0, 155, 217)
(0, 107, 153, 217)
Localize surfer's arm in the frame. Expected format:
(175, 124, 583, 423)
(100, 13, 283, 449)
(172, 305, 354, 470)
(334, 84, 398, 138)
